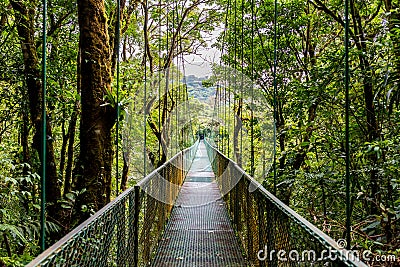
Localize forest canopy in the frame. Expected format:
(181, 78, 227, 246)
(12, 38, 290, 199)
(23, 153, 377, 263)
(0, 0, 399, 265)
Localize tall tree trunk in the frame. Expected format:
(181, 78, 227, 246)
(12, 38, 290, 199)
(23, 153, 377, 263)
(349, 0, 380, 214)
(384, 0, 400, 113)
(74, 0, 115, 223)
(63, 102, 79, 196)
(11, 0, 61, 217)
(312, 0, 382, 215)
(120, 152, 129, 191)
(20, 95, 31, 214)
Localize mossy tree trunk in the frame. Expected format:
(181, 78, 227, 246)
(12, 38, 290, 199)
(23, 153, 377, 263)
(10, 0, 61, 219)
(75, 0, 116, 223)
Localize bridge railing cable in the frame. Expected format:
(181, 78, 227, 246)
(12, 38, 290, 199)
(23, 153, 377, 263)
(204, 139, 367, 267)
(27, 140, 199, 267)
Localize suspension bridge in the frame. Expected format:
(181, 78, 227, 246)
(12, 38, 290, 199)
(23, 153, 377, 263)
(21, 0, 377, 264)
(27, 139, 366, 266)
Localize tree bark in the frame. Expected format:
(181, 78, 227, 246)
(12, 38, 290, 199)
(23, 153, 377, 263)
(120, 152, 129, 192)
(11, 0, 61, 215)
(74, 0, 115, 223)
(384, 0, 400, 113)
(63, 102, 79, 196)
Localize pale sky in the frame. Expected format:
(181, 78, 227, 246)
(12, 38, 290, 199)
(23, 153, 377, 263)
(180, 28, 222, 77)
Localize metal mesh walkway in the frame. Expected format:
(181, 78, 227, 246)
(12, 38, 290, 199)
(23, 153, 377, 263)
(150, 142, 246, 266)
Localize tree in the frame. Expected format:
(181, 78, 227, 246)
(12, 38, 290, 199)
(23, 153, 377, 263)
(74, 0, 116, 222)
(10, 0, 64, 229)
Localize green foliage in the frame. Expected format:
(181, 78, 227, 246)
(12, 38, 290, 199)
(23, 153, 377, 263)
(0, 0, 399, 264)
(216, 0, 400, 256)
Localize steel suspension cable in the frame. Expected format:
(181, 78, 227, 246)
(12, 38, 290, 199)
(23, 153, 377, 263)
(179, 51, 190, 143)
(115, 0, 121, 195)
(229, 0, 238, 159)
(170, 6, 175, 155)
(344, 0, 351, 250)
(173, 3, 179, 153)
(178, 34, 193, 144)
(220, 0, 230, 154)
(240, 0, 244, 167)
(219, 85, 222, 147)
(158, 0, 162, 163)
(40, 0, 47, 252)
(273, 0, 278, 194)
(176, 23, 187, 147)
(165, 1, 170, 157)
(250, 0, 255, 176)
(143, 0, 149, 176)
(223, 69, 227, 154)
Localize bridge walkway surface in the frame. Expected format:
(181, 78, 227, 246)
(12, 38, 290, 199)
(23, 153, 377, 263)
(150, 141, 246, 266)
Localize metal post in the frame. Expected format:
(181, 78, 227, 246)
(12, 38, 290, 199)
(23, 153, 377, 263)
(117, 201, 126, 266)
(128, 191, 135, 266)
(133, 186, 140, 267)
(40, 0, 47, 252)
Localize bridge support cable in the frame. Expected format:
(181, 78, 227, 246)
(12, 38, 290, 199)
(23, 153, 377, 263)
(157, 0, 162, 164)
(228, 0, 238, 161)
(240, 0, 244, 168)
(173, 3, 179, 155)
(115, 0, 121, 195)
(344, 0, 351, 250)
(40, 0, 47, 252)
(272, 0, 278, 195)
(220, 0, 230, 155)
(179, 47, 194, 144)
(215, 85, 221, 150)
(250, 0, 255, 177)
(143, 0, 149, 177)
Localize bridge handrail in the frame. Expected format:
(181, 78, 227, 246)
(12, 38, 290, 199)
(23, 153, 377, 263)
(204, 139, 367, 267)
(27, 140, 199, 267)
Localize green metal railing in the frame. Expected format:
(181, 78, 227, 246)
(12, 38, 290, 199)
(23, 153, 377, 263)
(27, 141, 199, 267)
(204, 139, 367, 267)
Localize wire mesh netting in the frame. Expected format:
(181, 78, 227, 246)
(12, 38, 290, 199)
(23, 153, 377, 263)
(28, 138, 369, 267)
(27, 141, 199, 267)
(204, 140, 368, 267)
(150, 142, 246, 266)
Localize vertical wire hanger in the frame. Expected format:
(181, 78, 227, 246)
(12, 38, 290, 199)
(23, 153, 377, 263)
(273, 0, 278, 194)
(174, 0, 179, 153)
(158, 0, 162, 164)
(227, 0, 237, 159)
(233, 0, 237, 161)
(115, 0, 121, 195)
(250, 0, 255, 176)
(224, 0, 231, 155)
(240, 0, 244, 167)
(40, 0, 47, 252)
(143, 0, 149, 176)
(165, 0, 170, 158)
(170, 5, 175, 155)
(220, 0, 230, 154)
(344, 0, 351, 250)
(179, 42, 190, 144)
